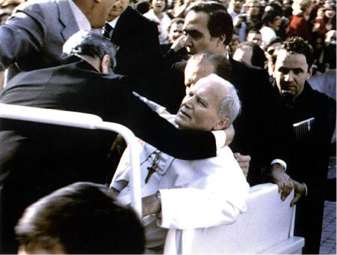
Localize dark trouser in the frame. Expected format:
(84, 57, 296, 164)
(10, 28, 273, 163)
(295, 196, 325, 254)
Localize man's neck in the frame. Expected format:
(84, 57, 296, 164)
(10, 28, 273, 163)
(213, 46, 228, 56)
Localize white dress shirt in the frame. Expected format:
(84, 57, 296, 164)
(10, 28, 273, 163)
(260, 25, 277, 48)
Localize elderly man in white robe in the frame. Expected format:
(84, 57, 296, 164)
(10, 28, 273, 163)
(111, 74, 250, 252)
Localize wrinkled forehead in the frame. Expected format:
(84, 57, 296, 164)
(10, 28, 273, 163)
(193, 74, 228, 97)
(184, 11, 209, 29)
(275, 50, 308, 68)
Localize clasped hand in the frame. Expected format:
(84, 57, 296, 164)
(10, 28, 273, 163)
(271, 165, 306, 206)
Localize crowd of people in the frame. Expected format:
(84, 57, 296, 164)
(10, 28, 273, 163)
(0, 0, 335, 253)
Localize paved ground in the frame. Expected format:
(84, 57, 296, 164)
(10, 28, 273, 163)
(320, 157, 336, 254)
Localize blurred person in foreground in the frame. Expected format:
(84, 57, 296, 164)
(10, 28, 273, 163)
(16, 182, 145, 254)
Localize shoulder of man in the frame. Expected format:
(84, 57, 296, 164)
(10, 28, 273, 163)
(14, 0, 58, 22)
(119, 6, 155, 28)
(230, 57, 268, 76)
(113, 7, 158, 41)
(229, 57, 271, 92)
(306, 82, 336, 107)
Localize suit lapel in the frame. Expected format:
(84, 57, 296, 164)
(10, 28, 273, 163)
(57, 0, 79, 41)
(112, 7, 137, 43)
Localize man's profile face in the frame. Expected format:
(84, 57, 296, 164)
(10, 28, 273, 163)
(108, 0, 129, 21)
(183, 11, 219, 54)
(90, 0, 117, 28)
(184, 55, 215, 92)
(175, 77, 225, 131)
(273, 49, 311, 98)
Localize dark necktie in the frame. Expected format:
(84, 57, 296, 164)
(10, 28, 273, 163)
(102, 23, 114, 39)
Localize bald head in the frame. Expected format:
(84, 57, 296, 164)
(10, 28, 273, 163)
(175, 74, 240, 131)
(184, 52, 232, 92)
(184, 53, 215, 89)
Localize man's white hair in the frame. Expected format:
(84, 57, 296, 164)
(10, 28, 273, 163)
(198, 74, 241, 124)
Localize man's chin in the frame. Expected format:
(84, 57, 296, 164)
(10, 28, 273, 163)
(174, 117, 188, 129)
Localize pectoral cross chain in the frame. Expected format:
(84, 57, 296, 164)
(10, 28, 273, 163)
(145, 152, 160, 183)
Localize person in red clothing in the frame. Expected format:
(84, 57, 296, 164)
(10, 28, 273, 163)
(287, 0, 313, 44)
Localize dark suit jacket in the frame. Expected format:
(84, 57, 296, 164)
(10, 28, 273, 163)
(110, 7, 162, 78)
(0, 0, 79, 82)
(228, 59, 290, 184)
(107, 7, 171, 105)
(0, 57, 217, 252)
(276, 82, 336, 253)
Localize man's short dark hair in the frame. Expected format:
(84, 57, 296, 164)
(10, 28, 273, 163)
(282, 36, 314, 68)
(65, 31, 116, 68)
(186, 1, 234, 45)
(15, 182, 145, 254)
(262, 10, 280, 26)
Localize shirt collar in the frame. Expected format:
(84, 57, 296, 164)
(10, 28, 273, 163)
(69, 0, 91, 31)
(108, 16, 121, 29)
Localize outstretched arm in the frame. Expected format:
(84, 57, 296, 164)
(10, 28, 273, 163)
(124, 93, 217, 159)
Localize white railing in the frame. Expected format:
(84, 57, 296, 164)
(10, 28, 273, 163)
(0, 103, 142, 216)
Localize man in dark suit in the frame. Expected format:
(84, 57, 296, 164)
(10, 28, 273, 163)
(165, 1, 290, 186)
(0, 32, 221, 252)
(0, 0, 115, 84)
(103, 0, 163, 80)
(272, 37, 336, 254)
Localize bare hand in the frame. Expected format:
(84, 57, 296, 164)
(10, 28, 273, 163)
(233, 16, 243, 27)
(234, 153, 251, 178)
(271, 164, 294, 201)
(171, 34, 188, 52)
(290, 180, 306, 206)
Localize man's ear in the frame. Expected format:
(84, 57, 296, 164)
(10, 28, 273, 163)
(217, 35, 226, 46)
(214, 118, 230, 130)
(101, 55, 111, 74)
(306, 66, 313, 80)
